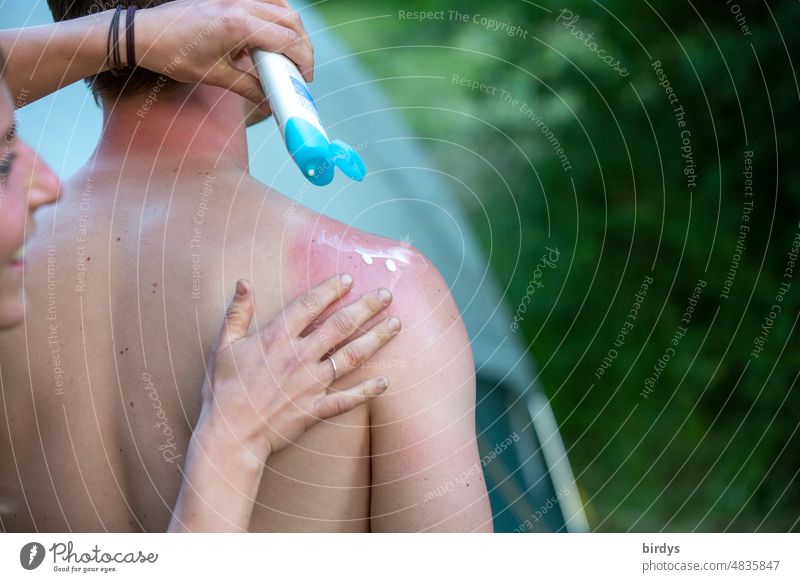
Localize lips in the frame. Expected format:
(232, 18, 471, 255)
(9, 245, 24, 269)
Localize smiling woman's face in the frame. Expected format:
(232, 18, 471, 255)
(0, 79, 61, 329)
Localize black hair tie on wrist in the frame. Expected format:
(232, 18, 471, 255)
(107, 5, 124, 77)
(106, 6, 121, 73)
(107, 4, 136, 76)
(105, 8, 115, 70)
(125, 5, 137, 70)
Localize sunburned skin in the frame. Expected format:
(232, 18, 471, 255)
(281, 217, 433, 329)
(316, 229, 429, 275)
(273, 210, 494, 532)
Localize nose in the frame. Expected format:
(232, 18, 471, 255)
(19, 140, 61, 212)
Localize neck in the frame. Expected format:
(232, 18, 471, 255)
(91, 85, 250, 174)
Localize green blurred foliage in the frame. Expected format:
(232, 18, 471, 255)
(316, 0, 800, 531)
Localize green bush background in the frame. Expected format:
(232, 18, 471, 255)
(317, 0, 799, 531)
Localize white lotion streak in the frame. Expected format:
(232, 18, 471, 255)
(318, 230, 427, 274)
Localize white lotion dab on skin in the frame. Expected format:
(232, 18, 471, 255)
(317, 230, 428, 274)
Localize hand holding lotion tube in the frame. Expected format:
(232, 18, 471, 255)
(251, 50, 366, 186)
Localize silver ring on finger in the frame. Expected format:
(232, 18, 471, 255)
(327, 355, 339, 383)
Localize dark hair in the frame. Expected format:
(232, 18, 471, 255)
(47, 0, 182, 101)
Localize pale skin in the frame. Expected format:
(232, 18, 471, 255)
(0, 1, 427, 532)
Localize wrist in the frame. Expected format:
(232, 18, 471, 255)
(73, 9, 118, 74)
(174, 407, 269, 533)
(130, 7, 158, 74)
(194, 401, 272, 466)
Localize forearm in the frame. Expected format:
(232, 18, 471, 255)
(168, 410, 269, 533)
(0, 11, 114, 105)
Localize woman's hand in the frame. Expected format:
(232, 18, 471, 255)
(0, 0, 312, 107)
(136, 0, 314, 105)
(198, 274, 400, 458)
(170, 274, 400, 532)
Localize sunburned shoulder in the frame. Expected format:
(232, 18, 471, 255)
(281, 209, 479, 482)
(281, 209, 459, 332)
(281, 209, 476, 421)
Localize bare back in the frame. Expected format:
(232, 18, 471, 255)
(0, 165, 390, 532)
(0, 137, 492, 533)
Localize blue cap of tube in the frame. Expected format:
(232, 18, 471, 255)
(284, 117, 366, 186)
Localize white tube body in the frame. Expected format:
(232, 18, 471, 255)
(251, 50, 328, 141)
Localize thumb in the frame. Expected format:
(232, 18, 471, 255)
(211, 64, 267, 105)
(217, 279, 255, 352)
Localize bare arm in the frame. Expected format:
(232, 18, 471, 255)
(0, 12, 114, 105)
(369, 266, 494, 532)
(0, 0, 314, 107)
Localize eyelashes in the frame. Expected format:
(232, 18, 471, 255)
(0, 152, 17, 177)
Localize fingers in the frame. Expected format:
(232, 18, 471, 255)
(211, 64, 267, 104)
(216, 279, 255, 352)
(321, 316, 402, 385)
(313, 376, 389, 420)
(307, 288, 394, 359)
(277, 274, 353, 338)
(244, 3, 314, 81)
